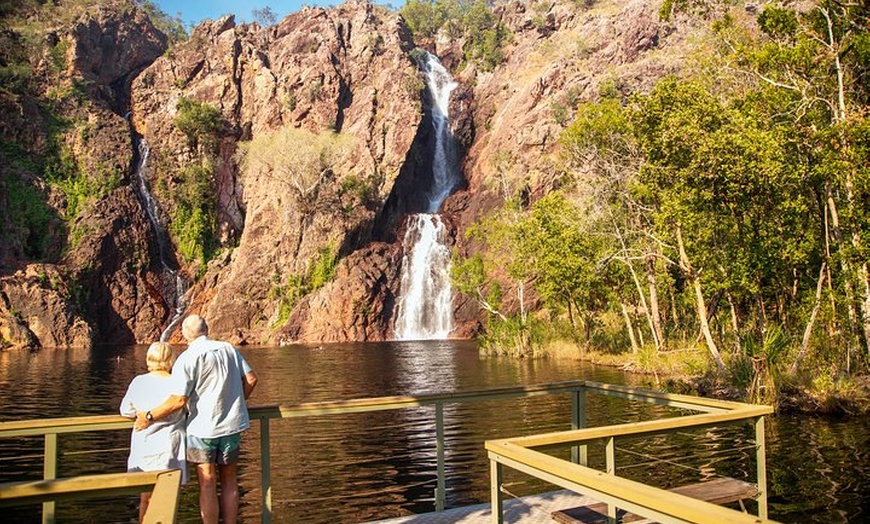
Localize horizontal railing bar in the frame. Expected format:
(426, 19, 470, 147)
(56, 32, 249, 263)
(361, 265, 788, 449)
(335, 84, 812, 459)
(0, 469, 176, 507)
(0, 416, 131, 438)
(0, 380, 764, 438)
(488, 406, 772, 449)
(249, 381, 591, 419)
(581, 382, 753, 413)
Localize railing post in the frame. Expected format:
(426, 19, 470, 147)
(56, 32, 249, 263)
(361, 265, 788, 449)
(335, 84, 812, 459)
(605, 436, 616, 521)
(755, 416, 768, 520)
(489, 456, 503, 524)
(571, 388, 587, 466)
(260, 418, 272, 524)
(42, 432, 57, 524)
(435, 402, 446, 512)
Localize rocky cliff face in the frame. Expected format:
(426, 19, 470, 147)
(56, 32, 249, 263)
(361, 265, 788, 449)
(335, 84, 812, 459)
(131, 0, 425, 344)
(0, 0, 710, 348)
(0, 1, 169, 348)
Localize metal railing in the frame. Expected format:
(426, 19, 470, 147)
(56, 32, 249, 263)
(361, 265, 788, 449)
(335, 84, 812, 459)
(486, 381, 776, 524)
(0, 380, 773, 523)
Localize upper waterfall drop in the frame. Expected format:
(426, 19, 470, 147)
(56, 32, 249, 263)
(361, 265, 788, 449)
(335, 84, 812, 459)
(421, 52, 461, 212)
(394, 53, 461, 341)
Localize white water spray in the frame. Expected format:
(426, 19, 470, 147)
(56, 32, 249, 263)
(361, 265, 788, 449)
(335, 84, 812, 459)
(394, 53, 460, 340)
(394, 214, 454, 339)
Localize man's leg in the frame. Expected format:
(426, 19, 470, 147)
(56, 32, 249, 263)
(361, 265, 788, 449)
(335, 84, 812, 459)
(218, 462, 239, 523)
(195, 462, 220, 524)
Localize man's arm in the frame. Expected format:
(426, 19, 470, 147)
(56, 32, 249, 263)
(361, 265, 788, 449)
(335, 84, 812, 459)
(134, 394, 188, 431)
(242, 371, 258, 400)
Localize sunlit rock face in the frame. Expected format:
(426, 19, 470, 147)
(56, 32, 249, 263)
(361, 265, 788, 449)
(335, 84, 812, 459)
(132, 0, 424, 344)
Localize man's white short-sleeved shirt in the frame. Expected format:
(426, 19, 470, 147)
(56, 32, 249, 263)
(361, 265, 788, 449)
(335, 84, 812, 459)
(174, 335, 253, 439)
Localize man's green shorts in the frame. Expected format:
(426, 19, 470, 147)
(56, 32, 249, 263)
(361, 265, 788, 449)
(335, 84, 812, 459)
(187, 433, 241, 465)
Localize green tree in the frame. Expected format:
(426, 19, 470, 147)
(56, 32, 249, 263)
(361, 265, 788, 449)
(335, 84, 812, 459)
(400, 0, 444, 40)
(518, 192, 608, 341)
(709, 2, 870, 368)
(174, 96, 223, 152)
(252, 6, 277, 26)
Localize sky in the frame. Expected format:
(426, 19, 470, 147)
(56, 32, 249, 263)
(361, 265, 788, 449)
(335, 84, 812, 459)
(152, 1, 347, 28)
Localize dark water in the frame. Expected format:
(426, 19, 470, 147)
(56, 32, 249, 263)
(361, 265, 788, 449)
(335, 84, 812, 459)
(0, 341, 866, 523)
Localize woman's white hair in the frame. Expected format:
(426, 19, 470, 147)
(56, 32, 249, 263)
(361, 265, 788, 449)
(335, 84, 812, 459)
(146, 342, 174, 372)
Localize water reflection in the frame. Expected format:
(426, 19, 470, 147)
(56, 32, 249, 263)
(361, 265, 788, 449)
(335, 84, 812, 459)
(0, 341, 866, 523)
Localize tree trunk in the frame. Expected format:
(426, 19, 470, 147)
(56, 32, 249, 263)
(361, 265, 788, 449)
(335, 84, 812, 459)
(613, 214, 660, 351)
(727, 292, 740, 352)
(676, 226, 726, 372)
(791, 262, 827, 374)
(646, 255, 666, 351)
(620, 302, 640, 353)
(826, 186, 862, 353)
(824, 5, 870, 356)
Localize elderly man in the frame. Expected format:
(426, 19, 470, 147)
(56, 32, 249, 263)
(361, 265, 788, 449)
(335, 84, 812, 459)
(136, 315, 258, 524)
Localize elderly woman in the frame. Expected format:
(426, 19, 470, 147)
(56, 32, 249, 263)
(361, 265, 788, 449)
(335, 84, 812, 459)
(120, 342, 188, 522)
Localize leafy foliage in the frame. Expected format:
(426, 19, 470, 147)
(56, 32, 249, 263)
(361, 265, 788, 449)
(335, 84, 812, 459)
(135, 0, 187, 43)
(238, 126, 355, 209)
(173, 96, 223, 152)
(168, 161, 217, 273)
(270, 244, 339, 328)
(400, 0, 510, 71)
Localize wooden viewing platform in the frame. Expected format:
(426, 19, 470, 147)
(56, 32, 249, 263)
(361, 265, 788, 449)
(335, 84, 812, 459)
(0, 380, 778, 524)
(365, 478, 759, 524)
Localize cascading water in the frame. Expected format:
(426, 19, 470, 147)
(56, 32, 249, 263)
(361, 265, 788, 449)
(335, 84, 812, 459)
(394, 53, 461, 340)
(394, 214, 454, 339)
(133, 138, 188, 341)
(423, 54, 460, 212)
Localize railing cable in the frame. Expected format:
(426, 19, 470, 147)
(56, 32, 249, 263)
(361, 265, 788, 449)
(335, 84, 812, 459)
(614, 443, 758, 473)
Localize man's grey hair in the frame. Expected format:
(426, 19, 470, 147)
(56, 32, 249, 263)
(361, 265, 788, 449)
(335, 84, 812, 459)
(181, 314, 208, 342)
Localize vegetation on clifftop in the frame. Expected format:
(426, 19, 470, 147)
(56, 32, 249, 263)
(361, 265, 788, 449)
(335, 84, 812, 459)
(401, 0, 511, 70)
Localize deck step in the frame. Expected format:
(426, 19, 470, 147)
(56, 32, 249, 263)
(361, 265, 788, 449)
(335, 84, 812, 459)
(552, 477, 759, 524)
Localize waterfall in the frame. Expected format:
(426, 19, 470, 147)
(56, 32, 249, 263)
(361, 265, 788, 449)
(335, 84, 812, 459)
(422, 53, 460, 212)
(132, 138, 188, 341)
(394, 53, 460, 340)
(135, 140, 169, 266)
(394, 214, 454, 339)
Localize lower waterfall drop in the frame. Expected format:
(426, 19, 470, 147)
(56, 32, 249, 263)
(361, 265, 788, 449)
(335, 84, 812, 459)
(394, 214, 454, 340)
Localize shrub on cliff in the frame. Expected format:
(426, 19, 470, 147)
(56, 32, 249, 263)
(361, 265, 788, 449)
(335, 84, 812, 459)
(174, 96, 223, 153)
(238, 126, 355, 212)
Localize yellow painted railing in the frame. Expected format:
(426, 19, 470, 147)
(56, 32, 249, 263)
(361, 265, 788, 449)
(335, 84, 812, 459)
(0, 469, 182, 524)
(486, 381, 776, 524)
(0, 380, 774, 524)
